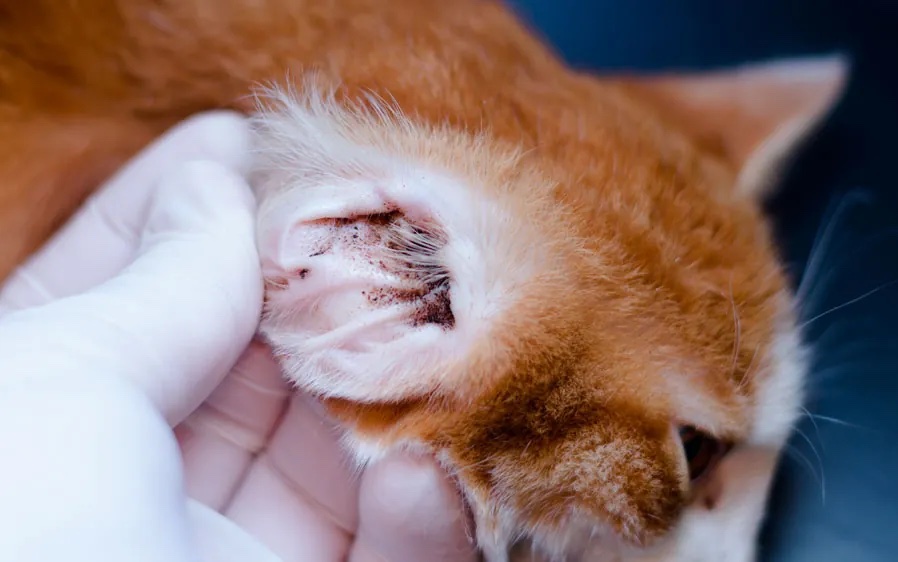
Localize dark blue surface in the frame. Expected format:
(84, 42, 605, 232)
(505, 2, 898, 561)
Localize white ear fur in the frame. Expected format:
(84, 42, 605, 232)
(248, 81, 547, 403)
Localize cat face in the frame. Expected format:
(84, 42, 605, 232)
(253, 57, 846, 561)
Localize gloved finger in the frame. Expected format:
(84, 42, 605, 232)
(223, 393, 360, 562)
(178, 341, 291, 511)
(0, 160, 262, 426)
(0, 111, 251, 315)
(350, 452, 478, 562)
(0, 375, 197, 562)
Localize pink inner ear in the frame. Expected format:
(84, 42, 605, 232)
(254, 172, 465, 401)
(257, 181, 397, 274)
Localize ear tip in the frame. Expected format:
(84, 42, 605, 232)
(804, 50, 852, 86)
(763, 51, 852, 90)
(805, 51, 853, 115)
(748, 51, 852, 118)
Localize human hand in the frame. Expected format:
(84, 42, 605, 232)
(176, 340, 478, 562)
(0, 111, 477, 562)
(0, 111, 263, 562)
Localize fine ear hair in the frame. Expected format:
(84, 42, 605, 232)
(611, 54, 850, 199)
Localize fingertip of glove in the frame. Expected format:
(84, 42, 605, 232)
(355, 451, 478, 562)
(359, 452, 471, 536)
(172, 111, 253, 175)
(155, 160, 257, 219)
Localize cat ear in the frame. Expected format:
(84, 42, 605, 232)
(612, 54, 849, 199)
(248, 84, 551, 402)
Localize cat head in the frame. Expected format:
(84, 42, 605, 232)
(250, 56, 846, 560)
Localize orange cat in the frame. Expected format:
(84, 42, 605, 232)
(0, 1, 846, 560)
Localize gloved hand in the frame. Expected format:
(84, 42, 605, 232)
(0, 112, 476, 562)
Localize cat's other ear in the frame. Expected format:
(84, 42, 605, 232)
(612, 54, 849, 200)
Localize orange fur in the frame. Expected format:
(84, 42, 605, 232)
(0, 1, 846, 560)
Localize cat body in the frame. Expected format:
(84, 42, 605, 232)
(0, 1, 846, 560)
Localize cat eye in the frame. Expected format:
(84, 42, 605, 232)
(679, 426, 726, 482)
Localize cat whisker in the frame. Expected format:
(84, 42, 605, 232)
(728, 276, 742, 383)
(799, 406, 824, 453)
(792, 426, 824, 484)
(798, 279, 898, 331)
(798, 226, 898, 316)
(806, 321, 864, 351)
(795, 189, 872, 308)
(808, 321, 841, 351)
(736, 344, 762, 393)
(783, 443, 826, 505)
(802, 412, 866, 431)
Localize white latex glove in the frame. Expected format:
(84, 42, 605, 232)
(0, 112, 477, 562)
(0, 111, 264, 562)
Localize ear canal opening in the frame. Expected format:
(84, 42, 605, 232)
(358, 210, 455, 330)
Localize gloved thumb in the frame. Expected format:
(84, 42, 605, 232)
(0, 161, 263, 426)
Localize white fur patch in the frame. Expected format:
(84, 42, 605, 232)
(748, 302, 808, 448)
